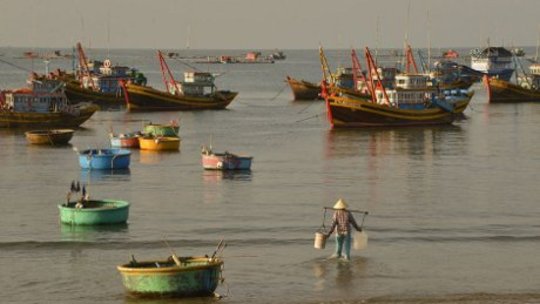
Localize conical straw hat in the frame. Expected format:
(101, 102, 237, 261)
(333, 198, 348, 210)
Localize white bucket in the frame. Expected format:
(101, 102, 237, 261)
(314, 232, 327, 249)
(353, 230, 368, 250)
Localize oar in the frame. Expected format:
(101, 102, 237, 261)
(162, 239, 181, 266)
(211, 239, 226, 260)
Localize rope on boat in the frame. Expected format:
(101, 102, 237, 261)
(269, 83, 288, 101)
(0, 57, 34, 73)
(294, 112, 324, 123)
(169, 56, 203, 72)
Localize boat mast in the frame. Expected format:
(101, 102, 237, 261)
(365, 47, 391, 106)
(405, 45, 419, 74)
(76, 42, 95, 89)
(351, 49, 366, 93)
(319, 46, 334, 85)
(426, 6, 431, 72)
(157, 50, 179, 94)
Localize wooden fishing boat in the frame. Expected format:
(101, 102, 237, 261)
(78, 148, 131, 170)
(484, 64, 540, 103)
(139, 136, 181, 151)
(201, 145, 252, 170)
(285, 76, 321, 100)
(25, 129, 74, 145)
(53, 43, 147, 109)
(58, 199, 130, 225)
(117, 256, 223, 298)
(322, 47, 473, 128)
(0, 76, 98, 128)
(121, 51, 237, 111)
(110, 133, 140, 148)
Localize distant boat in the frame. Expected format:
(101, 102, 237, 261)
(484, 63, 540, 103)
(0, 75, 98, 128)
(443, 49, 459, 59)
(58, 199, 130, 225)
(77, 148, 131, 170)
(201, 145, 252, 170)
(470, 46, 514, 81)
(25, 129, 74, 145)
(117, 256, 224, 298)
(285, 76, 321, 100)
(139, 136, 181, 151)
(121, 51, 238, 111)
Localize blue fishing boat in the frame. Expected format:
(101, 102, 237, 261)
(78, 149, 131, 170)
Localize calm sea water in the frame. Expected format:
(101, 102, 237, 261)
(1, 48, 540, 304)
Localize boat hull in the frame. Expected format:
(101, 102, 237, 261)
(286, 76, 320, 100)
(25, 129, 74, 145)
(110, 136, 140, 148)
(139, 137, 180, 151)
(58, 200, 130, 225)
(0, 104, 98, 128)
(484, 76, 540, 103)
(65, 81, 125, 108)
(78, 149, 131, 169)
(326, 95, 472, 128)
(124, 84, 237, 111)
(202, 154, 252, 170)
(117, 257, 223, 298)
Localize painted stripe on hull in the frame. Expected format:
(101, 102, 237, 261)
(328, 97, 470, 128)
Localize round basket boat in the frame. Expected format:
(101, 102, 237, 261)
(138, 136, 180, 151)
(78, 149, 131, 169)
(25, 129, 74, 145)
(117, 256, 223, 298)
(58, 199, 130, 225)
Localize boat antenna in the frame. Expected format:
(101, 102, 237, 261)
(426, 4, 431, 72)
(186, 24, 191, 50)
(375, 15, 380, 63)
(534, 24, 540, 62)
(106, 11, 111, 59)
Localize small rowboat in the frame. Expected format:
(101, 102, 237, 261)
(25, 129, 74, 145)
(110, 132, 140, 148)
(117, 256, 223, 298)
(58, 199, 130, 225)
(139, 136, 180, 151)
(201, 145, 252, 170)
(78, 148, 131, 169)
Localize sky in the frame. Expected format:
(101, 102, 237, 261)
(0, 0, 538, 50)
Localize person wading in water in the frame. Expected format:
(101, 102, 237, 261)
(326, 198, 362, 261)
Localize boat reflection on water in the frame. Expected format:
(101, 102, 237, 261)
(60, 222, 128, 242)
(202, 169, 253, 183)
(324, 125, 465, 160)
(138, 149, 179, 165)
(79, 168, 131, 183)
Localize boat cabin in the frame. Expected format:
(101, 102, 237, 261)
(517, 64, 540, 90)
(471, 47, 513, 73)
(3, 78, 68, 113)
(375, 74, 433, 109)
(170, 72, 216, 96)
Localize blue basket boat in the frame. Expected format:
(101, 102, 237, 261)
(78, 149, 131, 170)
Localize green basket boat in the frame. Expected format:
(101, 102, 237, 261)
(58, 199, 130, 225)
(117, 256, 223, 298)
